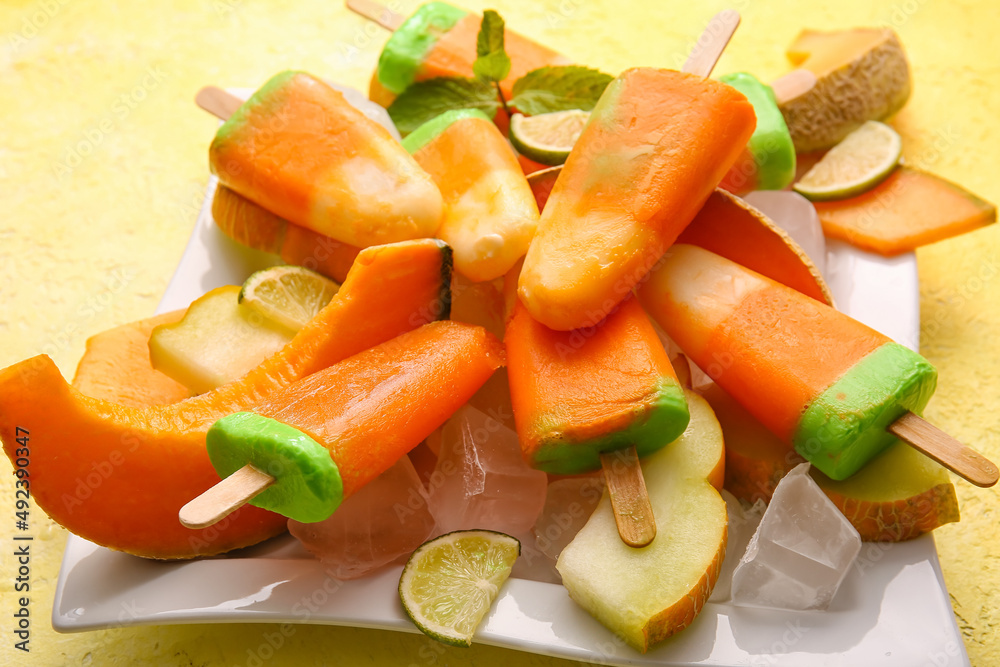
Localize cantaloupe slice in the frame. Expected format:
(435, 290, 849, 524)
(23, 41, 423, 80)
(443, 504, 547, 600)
(212, 184, 361, 283)
(779, 28, 911, 152)
(677, 189, 833, 305)
(702, 382, 959, 542)
(72, 310, 192, 407)
(813, 166, 997, 255)
(0, 239, 452, 559)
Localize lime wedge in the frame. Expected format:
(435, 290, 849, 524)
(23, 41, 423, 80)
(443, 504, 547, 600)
(399, 530, 520, 647)
(509, 110, 590, 166)
(238, 265, 339, 332)
(794, 120, 902, 201)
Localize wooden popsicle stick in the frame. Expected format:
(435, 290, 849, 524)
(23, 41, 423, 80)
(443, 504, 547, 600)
(346, 0, 404, 31)
(196, 86, 244, 121)
(888, 412, 999, 488)
(179, 464, 275, 529)
(681, 9, 741, 78)
(769, 69, 817, 105)
(601, 448, 656, 548)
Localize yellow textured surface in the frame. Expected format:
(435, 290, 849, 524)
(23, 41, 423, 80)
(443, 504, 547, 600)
(0, 0, 998, 665)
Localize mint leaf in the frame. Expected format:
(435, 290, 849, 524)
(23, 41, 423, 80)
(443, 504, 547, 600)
(511, 66, 614, 116)
(472, 10, 511, 84)
(387, 78, 501, 135)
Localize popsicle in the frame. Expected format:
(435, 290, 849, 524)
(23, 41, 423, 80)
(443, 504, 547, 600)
(638, 244, 998, 486)
(209, 70, 443, 248)
(180, 321, 504, 527)
(716, 72, 797, 194)
(403, 109, 540, 282)
(351, 1, 569, 105)
(517, 16, 757, 331)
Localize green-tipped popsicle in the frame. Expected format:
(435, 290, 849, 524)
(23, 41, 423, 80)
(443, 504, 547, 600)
(639, 244, 998, 487)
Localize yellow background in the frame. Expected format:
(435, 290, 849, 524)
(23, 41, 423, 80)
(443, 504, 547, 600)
(1, 0, 998, 664)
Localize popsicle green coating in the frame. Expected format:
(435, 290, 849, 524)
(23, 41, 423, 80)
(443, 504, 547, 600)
(528, 377, 690, 474)
(377, 2, 468, 95)
(207, 412, 343, 523)
(213, 70, 298, 144)
(794, 342, 937, 480)
(401, 108, 493, 154)
(719, 72, 796, 191)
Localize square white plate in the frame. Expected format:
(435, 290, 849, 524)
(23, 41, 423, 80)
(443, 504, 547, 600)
(52, 179, 970, 666)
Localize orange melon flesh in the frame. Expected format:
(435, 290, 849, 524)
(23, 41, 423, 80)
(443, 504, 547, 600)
(209, 322, 504, 522)
(72, 310, 193, 407)
(506, 295, 689, 474)
(677, 189, 833, 305)
(0, 238, 452, 559)
(813, 166, 997, 256)
(518, 68, 757, 331)
(210, 71, 443, 248)
(212, 185, 361, 283)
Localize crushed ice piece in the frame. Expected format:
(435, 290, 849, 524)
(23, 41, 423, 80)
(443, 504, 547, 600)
(533, 476, 605, 562)
(425, 404, 548, 535)
(709, 490, 766, 603)
(730, 463, 861, 611)
(288, 455, 434, 580)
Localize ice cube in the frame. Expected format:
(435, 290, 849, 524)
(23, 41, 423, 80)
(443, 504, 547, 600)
(709, 490, 766, 603)
(730, 463, 861, 611)
(425, 404, 548, 535)
(288, 455, 435, 580)
(509, 528, 561, 584)
(533, 476, 605, 561)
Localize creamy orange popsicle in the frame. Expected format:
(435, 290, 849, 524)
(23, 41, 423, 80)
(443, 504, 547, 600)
(518, 68, 757, 331)
(403, 109, 539, 282)
(204, 321, 503, 523)
(639, 244, 936, 480)
(210, 71, 443, 248)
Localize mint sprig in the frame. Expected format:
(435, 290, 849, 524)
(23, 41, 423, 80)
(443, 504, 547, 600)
(385, 9, 614, 135)
(510, 66, 613, 116)
(388, 78, 500, 135)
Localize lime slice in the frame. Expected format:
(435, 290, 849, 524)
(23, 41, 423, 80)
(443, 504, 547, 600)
(238, 265, 339, 332)
(399, 530, 520, 647)
(509, 110, 590, 166)
(794, 120, 902, 201)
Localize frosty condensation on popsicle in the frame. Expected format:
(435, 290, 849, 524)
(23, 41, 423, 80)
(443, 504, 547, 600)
(181, 321, 503, 527)
(638, 244, 998, 486)
(517, 65, 757, 331)
(354, 0, 568, 106)
(402, 109, 539, 282)
(209, 71, 443, 248)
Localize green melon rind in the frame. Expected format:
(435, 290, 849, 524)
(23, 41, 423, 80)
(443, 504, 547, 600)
(718, 72, 796, 191)
(778, 31, 911, 153)
(794, 342, 937, 481)
(401, 108, 493, 154)
(528, 376, 690, 474)
(376, 2, 469, 95)
(206, 412, 343, 522)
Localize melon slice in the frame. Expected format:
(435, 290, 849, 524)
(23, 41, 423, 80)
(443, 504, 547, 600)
(0, 239, 452, 559)
(779, 28, 911, 152)
(557, 391, 726, 652)
(813, 166, 996, 256)
(702, 383, 959, 542)
(73, 310, 192, 407)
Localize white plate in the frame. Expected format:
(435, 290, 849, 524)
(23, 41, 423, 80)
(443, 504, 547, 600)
(52, 181, 970, 666)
